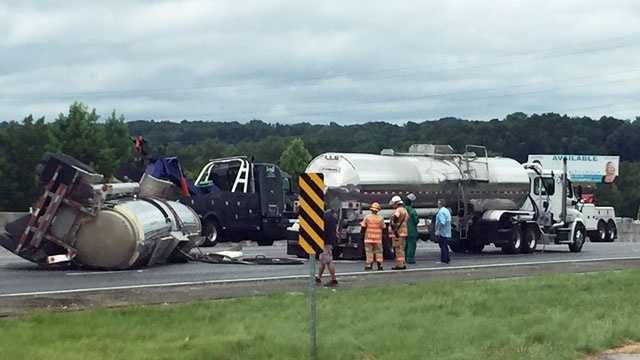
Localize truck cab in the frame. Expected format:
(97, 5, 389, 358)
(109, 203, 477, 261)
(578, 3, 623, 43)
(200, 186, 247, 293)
(188, 157, 290, 246)
(523, 164, 617, 246)
(525, 167, 580, 226)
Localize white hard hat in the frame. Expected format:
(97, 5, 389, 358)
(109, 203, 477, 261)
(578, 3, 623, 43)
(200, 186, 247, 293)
(390, 195, 403, 205)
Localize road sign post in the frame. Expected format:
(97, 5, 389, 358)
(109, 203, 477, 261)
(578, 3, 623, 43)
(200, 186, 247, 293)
(308, 255, 317, 360)
(297, 173, 325, 360)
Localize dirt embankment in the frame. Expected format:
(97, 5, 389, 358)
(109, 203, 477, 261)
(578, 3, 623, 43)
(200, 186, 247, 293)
(582, 343, 640, 359)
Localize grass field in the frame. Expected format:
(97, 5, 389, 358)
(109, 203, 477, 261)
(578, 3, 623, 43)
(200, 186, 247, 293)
(2, 270, 640, 360)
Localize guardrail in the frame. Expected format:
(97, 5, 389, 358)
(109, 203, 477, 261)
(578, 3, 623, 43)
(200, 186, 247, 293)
(617, 221, 640, 242)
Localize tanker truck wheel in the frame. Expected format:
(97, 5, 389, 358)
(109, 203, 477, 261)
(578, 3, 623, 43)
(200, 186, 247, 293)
(569, 224, 586, 252)
(593, 220, 607, 242)
(383, 236, 394, 260)
(332, 246, 343, 260)
(256, 238, 275, 246)
(448, 236, 466, 253)
(468, 241, 484, 254)
(605, 220, 617, 242)
(202, 219, 221, 247)
(520, 226, 538, 254)
(502, 224, 522, 254)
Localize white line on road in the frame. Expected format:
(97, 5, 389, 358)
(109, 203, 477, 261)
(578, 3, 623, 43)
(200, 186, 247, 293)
(65, 270, 145, 276)
(1, 256, 640, 298)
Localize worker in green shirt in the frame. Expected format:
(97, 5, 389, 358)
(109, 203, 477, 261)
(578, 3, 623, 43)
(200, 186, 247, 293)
(404, 193, 420, 264)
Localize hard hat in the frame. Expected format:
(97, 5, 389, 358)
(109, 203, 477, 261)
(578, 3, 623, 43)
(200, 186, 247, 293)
(390, 195, 403, 205)
(406, 193, 417, 202)
(370, 202, 381, 212)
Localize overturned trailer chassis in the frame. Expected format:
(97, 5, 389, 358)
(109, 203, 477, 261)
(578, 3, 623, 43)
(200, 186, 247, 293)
(0, 153, 203, 270)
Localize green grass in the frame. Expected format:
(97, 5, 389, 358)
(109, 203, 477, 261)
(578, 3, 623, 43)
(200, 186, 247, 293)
(2, 270, 640, 360)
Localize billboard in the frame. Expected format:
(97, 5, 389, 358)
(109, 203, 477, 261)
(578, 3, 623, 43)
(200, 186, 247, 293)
(527, 154, 620, 184)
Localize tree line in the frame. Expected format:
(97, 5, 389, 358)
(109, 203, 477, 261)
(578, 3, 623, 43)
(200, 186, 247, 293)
(1, 103, 639, 217)
(0, 103, 130, 210)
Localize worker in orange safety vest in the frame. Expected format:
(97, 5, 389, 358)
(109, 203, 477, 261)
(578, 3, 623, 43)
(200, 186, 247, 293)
(389, 195, 409, 270)
(361, 202, 385, 271)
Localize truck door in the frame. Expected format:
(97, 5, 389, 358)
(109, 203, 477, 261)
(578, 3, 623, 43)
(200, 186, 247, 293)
(257, 164, 285, 218)
(532, 176, 556, 222)
(225, 159, 259, 232)
(206, 161, 239, 230)
(256, 164, 287, 239)
(194, 159, 259, 234)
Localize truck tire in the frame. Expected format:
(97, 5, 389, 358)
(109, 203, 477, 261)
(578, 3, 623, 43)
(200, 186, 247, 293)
(448, 226, 466, 253)
(383, 237, 395, 260)
(257, 238, 275, 246)
(332, 246, 343, 260)
(502, 224, 522, 254)
(569, 224, 586, 252)
(594, 220, 607, 242)
(448, 237, 466, 253)
(605, 220, 617, 242)
(468, 241, 484, 254)
(202, 218, 221, 247)
(521, 226, 538, 254)
(295, 247, 310, 259)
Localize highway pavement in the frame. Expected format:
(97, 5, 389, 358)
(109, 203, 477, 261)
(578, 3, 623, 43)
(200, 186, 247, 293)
(1, 240, 640, 297)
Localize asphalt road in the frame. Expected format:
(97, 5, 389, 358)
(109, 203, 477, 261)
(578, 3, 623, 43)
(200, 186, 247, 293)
(2, 240, 640, 297)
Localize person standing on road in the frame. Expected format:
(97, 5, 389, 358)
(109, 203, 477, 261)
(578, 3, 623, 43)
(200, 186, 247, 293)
(404, 193, 420, 264)
(361, 202, 385, 271)
(435, 198, 452, 264)
(316, 208, 338, 287)
(389, 195, 409, 270)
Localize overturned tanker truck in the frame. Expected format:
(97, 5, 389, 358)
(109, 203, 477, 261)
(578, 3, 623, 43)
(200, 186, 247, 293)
(0, 153, 203, 270)
(288, 144, 615, 260)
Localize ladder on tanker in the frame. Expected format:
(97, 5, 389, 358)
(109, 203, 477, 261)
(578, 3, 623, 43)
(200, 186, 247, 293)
(456, 145, 490, 242)
(456, 182, 470, 242)
(16, 165, 97, 263)
(16, 166, 77, 254)
(461, 145, 490, 182)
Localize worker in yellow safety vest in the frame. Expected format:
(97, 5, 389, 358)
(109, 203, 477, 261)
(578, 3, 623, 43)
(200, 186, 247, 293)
(389, 195, 409, 270)
(361, 202, 385, 271)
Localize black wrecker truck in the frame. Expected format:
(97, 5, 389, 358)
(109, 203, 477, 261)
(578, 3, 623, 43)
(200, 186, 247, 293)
(182, 156, 297, 246)
(120, 137, 297, 247)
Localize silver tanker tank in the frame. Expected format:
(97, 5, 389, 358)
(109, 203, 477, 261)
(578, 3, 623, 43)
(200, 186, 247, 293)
(0, 153, 203, 270)
(72, 198, 201, 269)
(306, 144, 530, 216)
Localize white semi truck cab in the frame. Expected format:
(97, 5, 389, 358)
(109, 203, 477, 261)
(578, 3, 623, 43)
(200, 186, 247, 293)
(484, 161, 617, 256)
(520, 163, 617, 246)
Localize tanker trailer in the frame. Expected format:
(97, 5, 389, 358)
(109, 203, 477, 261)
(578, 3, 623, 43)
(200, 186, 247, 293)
(287, 144, 589, 259)
(0, 153, 203, 270)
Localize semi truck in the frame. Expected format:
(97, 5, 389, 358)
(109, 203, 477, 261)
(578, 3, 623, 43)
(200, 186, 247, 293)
(183, 156, 297, 247)
(287, 144, 617, 259)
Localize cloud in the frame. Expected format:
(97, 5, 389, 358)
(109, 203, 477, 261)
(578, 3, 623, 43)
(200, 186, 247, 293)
(1, 0, 639, 123)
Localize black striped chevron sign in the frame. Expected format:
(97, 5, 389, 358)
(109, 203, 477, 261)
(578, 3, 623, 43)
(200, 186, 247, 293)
(297, 173, 325, 255)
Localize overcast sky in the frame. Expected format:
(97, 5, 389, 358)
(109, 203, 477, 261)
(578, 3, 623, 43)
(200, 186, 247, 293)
(1, 0, 639, 124)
